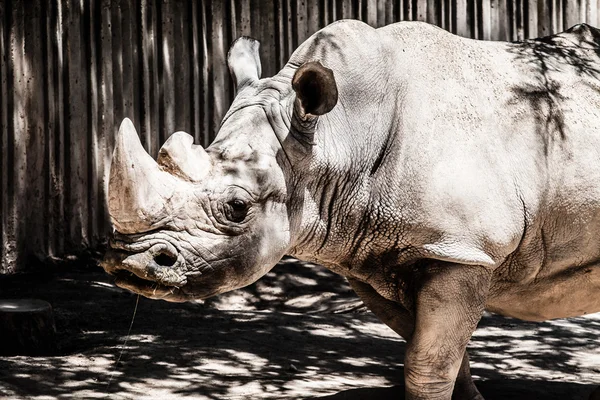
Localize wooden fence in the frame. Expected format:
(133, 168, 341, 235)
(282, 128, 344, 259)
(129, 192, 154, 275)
(1, 0, 598, 273)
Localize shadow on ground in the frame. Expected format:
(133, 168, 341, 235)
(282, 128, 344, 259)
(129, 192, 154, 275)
(309, 381, 597, 400)
(0, 258, 598, 399)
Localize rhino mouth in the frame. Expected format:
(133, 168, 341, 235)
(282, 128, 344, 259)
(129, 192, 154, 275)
(110, 268, 186, 300)
(101, 234, 191, 301)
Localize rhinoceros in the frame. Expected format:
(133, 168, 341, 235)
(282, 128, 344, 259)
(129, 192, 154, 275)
(101, 19, 600, 400)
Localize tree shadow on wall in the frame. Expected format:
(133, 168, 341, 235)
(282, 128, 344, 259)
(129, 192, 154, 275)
(505, 23, 600, 156)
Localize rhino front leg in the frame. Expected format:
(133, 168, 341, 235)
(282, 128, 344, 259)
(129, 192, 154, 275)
(348, 278, 484, 400)
(405, 263, 491, 400)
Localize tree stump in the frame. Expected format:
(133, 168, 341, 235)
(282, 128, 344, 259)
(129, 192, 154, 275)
(0, 299, 57, 356)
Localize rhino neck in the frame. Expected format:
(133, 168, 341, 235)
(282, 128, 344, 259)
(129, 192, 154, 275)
(285, 96, 411, 275)
(282, 23, 413, 272)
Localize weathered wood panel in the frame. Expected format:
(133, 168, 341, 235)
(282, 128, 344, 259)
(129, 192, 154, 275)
(1, 0, 599, 273)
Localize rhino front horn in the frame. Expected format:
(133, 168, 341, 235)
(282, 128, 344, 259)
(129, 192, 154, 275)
(108, 118, 178, 234)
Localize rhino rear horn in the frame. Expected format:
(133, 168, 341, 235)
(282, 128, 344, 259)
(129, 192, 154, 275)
(292, 61, 338, 117)
(157, 131, 211, 182)
(228, 37, 262, 92)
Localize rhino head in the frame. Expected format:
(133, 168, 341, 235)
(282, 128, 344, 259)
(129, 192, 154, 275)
(101, 37, 338, 301)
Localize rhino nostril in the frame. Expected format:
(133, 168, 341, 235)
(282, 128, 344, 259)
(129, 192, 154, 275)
(154, 253, 177, 267)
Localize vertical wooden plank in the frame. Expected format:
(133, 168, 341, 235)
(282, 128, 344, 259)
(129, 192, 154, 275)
(564, 0, 580, 29)
(9, 0, 21, 268)
(498, 0, 508, 40)
(239, 0, 252, 36)
(341, 0, 353, 19)
(251, 0, 261, 71)
(307, 0, 321, 34)
(173, 0, 190, 132)
(8, 0, 19, 268)
(66, 0, 90, 249)
(327, 0, 334, 27)
(0, 0, 9, 271)
(589, 0, 599, 26)
(473, 0, 480, 39)
(200, 0, 211, 146)
(110, 0, 124, 135)
(11, 0, 27, 268)
(42, 0, 54, 256)
(55, 0, 66, 255)
(290, 0, 297, 56)
(489, 0, 501, 40)
(150, 0, 160, 155)
(262, 0, 277, 77)
(506, 0, 515, 39)
(397, 0, 404, 23)
(321, 0, 329, 25)
(210, 0, 227, 138)
(229, 0, 237, 41)
(527, 0, 538, 38)
(538, 0, 551, 35)
(590, 0, 598, 26)
(274, 0, 286, 68)
(140, 0, 153, 156)
(416, 0, 427, 21)
(87, 0, 99, 244)
(296, 0, 309, 45)
(13, 0, 48, 265)
(481, 0, 491, 39)
(376, 0, 386, 27)
(445, 0, 452, 30)
(161, 0, 175, 143)
(120, 0, 135, 124)
(556, 0, 563, 32)
(456, 0, 469, 36)
(190, 0, 201, 145)
(515, 0, 524, 40)
(427, 0, 438, 25)
(98, 0, 113, 236)
(551, 0, 558, 33)
(366, 0, 378, 26)
(131, 1, 141, 142)
(385, 0, 395, 24)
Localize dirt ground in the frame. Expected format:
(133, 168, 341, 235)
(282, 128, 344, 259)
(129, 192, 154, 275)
(0, 257, 598, 399)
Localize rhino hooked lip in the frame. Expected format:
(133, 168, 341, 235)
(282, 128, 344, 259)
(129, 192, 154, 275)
(102, 238, 189, 301)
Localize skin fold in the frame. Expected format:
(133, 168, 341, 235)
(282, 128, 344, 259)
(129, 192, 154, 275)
(102, 20, 600, 400)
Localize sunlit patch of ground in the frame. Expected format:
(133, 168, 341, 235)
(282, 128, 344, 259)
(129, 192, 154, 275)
(0, 257, 598, 399)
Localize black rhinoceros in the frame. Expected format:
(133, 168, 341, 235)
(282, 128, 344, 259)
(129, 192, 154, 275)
(102, 20, 600, 400)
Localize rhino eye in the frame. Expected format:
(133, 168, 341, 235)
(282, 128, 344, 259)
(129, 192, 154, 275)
(226, 199, 249, 222)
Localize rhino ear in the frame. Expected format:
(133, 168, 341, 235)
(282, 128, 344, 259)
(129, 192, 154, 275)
(228, 37, 262, 92)
(292, 61, 338, 116)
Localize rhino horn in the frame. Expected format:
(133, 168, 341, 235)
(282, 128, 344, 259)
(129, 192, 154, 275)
(157, 131, 211, 182)
(108, 118, 178, 233)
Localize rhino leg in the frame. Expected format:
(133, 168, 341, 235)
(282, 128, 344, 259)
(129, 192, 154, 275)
(348, 277, 484, 400)
(404, 263, 491, 400)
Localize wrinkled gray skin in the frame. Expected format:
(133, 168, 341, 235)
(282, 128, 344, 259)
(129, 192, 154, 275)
(102, 20, 600, 400)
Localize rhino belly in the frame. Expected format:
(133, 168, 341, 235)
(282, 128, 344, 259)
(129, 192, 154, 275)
(487, 262, 600, 322)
